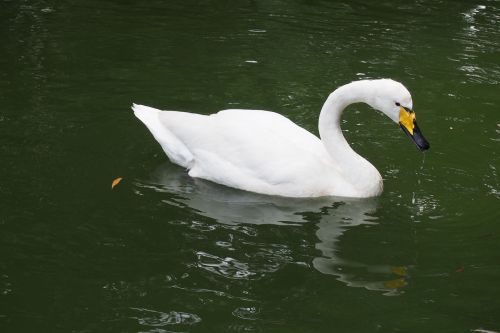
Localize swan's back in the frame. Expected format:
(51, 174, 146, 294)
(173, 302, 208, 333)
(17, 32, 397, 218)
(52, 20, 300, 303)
(133, 104, 340, 197)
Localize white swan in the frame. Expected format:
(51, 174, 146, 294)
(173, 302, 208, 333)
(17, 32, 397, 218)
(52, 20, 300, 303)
(133, 79, 429, 198)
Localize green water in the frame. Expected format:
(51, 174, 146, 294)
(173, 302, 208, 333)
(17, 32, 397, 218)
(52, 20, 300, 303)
(1, 0, 499, 332)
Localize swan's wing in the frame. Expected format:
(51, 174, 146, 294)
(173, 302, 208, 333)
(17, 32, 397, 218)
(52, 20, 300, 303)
(153, 108, 335, 195)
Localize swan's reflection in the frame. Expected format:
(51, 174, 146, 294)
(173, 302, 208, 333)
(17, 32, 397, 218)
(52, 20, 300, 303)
(313, 203, 408, 295)
(136, 163, 408, 294)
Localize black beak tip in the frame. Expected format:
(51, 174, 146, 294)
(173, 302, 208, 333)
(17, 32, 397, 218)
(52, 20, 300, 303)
(416, 140, 430, 152)
(400, 123, 430, 152)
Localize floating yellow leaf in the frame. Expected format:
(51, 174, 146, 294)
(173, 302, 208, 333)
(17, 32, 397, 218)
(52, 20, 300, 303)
(111, 177, 123, 189)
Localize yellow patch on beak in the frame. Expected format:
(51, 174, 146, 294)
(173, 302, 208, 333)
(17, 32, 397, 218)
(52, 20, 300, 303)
(399, 107, 416, 135)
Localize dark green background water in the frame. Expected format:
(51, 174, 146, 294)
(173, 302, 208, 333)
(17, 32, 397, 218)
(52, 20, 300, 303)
(1, 1, 499, 332)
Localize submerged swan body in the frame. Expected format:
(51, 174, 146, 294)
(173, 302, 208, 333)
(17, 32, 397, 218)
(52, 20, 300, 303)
(133, 79, 429, 198)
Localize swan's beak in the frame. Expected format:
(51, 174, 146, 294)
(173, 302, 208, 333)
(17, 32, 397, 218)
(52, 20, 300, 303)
(399, 107, 430, 151)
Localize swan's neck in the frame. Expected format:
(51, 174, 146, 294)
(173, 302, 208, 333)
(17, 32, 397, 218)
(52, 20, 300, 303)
(319, 81, 382, 196)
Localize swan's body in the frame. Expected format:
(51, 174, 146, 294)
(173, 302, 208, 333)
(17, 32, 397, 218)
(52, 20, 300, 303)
(134, 79, 429, 198)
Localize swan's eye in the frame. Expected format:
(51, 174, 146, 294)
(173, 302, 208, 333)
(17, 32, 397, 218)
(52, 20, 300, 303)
(395, 102, 401, 106)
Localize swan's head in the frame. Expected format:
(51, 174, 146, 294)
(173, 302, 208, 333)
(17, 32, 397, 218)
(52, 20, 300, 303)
(364, 79, 430, 151)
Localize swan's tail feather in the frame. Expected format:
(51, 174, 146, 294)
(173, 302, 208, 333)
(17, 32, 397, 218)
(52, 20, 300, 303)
(132, 103, 194, 168)
(132, 103, 161, 126)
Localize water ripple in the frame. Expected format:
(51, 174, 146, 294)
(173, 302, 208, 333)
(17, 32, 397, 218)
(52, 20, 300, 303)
(0, 274, 12, 295)
(196, 251, 255, 279)
(454, 4, 500, 84)
(169, 285, 255, 302)
(232, 306, 260, 320)
(131, 307, 201, 327)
